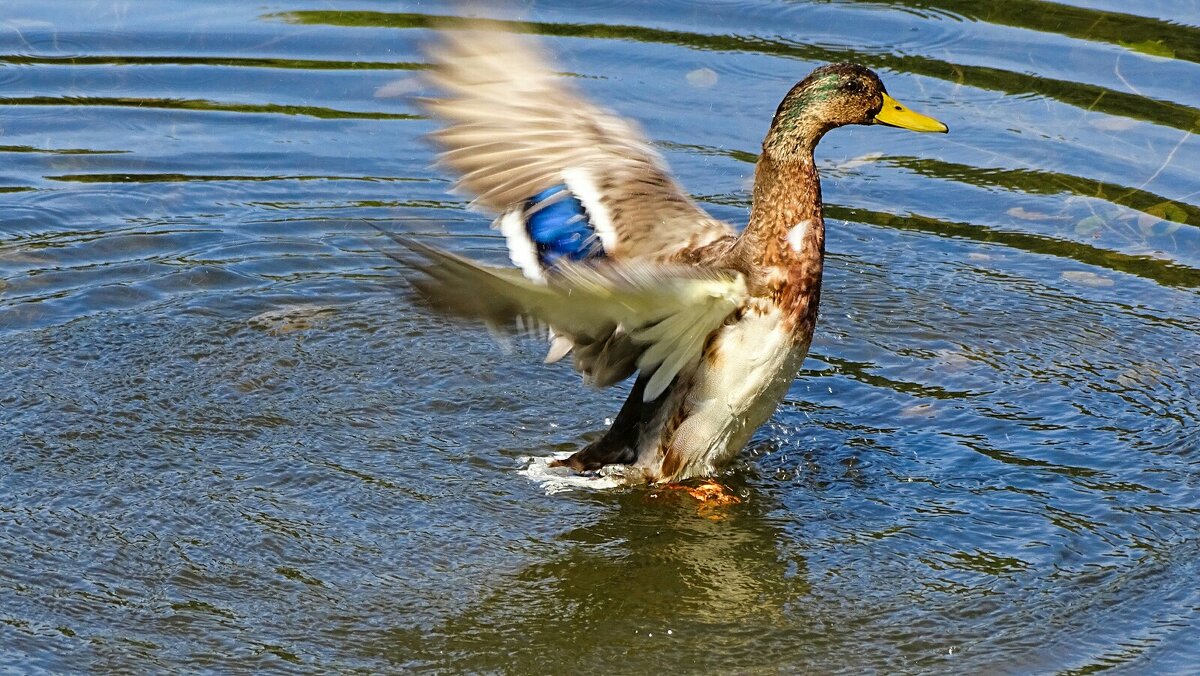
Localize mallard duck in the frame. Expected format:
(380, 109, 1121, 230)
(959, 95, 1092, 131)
(381, 25, 947, 484)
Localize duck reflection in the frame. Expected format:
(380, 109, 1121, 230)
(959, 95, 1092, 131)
(380, 480, 807, 669)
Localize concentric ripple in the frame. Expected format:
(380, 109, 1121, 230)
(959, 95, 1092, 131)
(1, 0, 1197, 672)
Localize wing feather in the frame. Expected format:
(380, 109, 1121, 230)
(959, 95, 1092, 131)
(423, 24, 734, 261)
(383, 234, 745, 400)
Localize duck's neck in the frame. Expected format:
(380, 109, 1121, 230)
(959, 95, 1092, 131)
(736, 149, 826, 332)
(745, 151, 825, 261)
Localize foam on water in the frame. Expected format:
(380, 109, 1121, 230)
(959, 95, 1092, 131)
(518, 452, 625, 494)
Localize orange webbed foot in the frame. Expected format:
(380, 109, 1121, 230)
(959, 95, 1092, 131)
(652, 480, 741, 519)
(666, 480, 741, 506)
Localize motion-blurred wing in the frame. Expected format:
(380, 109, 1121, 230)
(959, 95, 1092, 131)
(386, 235, 745, 401)
(424, 24, 735, 275)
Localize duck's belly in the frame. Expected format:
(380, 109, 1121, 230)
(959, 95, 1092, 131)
(638, 306, 810, 481)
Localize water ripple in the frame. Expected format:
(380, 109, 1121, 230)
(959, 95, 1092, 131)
(2, 0, 1198, 672)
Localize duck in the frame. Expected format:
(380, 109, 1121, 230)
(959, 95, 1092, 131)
(379, 24, 947, 485)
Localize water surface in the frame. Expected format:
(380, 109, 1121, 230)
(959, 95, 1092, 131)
(2, 1, 1198, 672)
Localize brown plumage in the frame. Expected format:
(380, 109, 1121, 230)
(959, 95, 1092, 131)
(383, 26, 947, 483)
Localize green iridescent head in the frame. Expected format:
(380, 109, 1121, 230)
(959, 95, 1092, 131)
(764, 62, 947, 156)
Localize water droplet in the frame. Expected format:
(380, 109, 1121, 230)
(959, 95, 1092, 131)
(686, 67, 718, 88)
(1089, 116, 1137, 131)
(1007, 206, 1058, 221)
(1061, 270, 1114, 288)
(374, 77, 421, 98)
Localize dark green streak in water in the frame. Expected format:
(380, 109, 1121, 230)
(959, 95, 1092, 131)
(0, 54, 425, 71)
(272, 11, 1200, 133)
(869, 0, 1200, 65)
(828, 205, 1200, 289)
(821, 353, 980, 400)
(46, 173, 425, 184)
(0, 144, 128, 155)
(0, 96, 418, 120)
(658, 140, 761, 165)
(887, 155, 1200, 230)
(954, 435, 1103, 478)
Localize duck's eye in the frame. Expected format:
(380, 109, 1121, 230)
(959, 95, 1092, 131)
(841, 80, 865, 94)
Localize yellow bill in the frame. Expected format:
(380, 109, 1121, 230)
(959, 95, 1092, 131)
(874, 92, 948, 133)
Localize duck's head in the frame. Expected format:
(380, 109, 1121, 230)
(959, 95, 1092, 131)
(764, 62, 947, 157)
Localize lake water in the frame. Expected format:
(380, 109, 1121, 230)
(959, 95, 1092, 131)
(2, 1, 1198, 672)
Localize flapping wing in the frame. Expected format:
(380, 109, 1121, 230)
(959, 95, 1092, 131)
(423, 24, 735, 265)
(382, 234, 746, 402)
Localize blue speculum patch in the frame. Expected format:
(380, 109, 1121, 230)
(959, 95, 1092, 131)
(523, 185, 604, 267)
